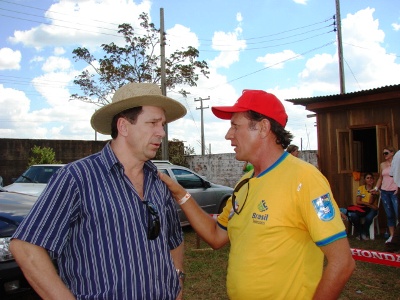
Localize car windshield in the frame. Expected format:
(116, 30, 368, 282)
(15, 166, 63, 184)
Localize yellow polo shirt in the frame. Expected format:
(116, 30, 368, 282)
(218, 153, 346, 299)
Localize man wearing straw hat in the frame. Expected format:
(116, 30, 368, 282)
(10, 83, 187, 299)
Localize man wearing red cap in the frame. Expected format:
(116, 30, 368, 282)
(160, 89, 354, 299)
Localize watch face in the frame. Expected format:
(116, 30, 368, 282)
(176, 268, 185, 279)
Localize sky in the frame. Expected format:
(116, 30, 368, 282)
(0, 0, 399, 155)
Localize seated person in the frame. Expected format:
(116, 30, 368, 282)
(347, 172, 379, 240)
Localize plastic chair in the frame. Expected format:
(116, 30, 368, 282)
(351, 195, 381, 240)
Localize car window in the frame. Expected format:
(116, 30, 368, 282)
(171, 168, 204, 189)
(15, 166, 62, 184)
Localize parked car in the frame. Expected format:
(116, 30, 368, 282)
(156, 162, 233, 226)
(4, 164, 65, 196)
(0, 188, 40, 299)
(0, 162, 233, 298)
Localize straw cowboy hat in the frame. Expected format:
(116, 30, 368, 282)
(91, 82, 187, 135)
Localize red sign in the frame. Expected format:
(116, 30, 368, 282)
(351, 248, 400, 267)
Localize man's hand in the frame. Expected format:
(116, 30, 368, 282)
(158, 171, 187, 201)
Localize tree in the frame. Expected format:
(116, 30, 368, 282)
(28, 146, 62, 166)
(71, 13, 209, 106)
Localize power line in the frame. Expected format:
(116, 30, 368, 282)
(1, 0, 334, 51)
(0, 0, 121, 27)
(212, 41, 335, 88)
(195, 16, 334, 42)
(344, 57, 362, 90)
(0, 12, 121, 38)
(201, 22, 334, 47)
(344, 42, 400, 58)
(199, 30, 334, 52)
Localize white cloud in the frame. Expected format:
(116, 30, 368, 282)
(8, 0, 152, 49)
(0, 85, 35, 137)
(210, 33, 246, 69)
(392, 23, 400, 31)
(341, 8, 400, 89)
(256, 50, 302, 69)
(298, 53, 337, 85)
(30, 56, 45, 63)
(209, 14, 246, 69)
(236, 13, 243, 23)
(28, 71, 99, 140)
(293, 0, 308, 4)
(166, 24, 200, 55)
(297, 7, 400, 94)
(54, 47, 66, 55)
(1, 1, 397, 154)
(42, 56, 71, 72)
(0, 48, 21, 70)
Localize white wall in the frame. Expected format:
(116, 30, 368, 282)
(186, 151, 318, 188)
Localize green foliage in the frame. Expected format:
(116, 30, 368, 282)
(184, 144, 196, 156)
(168, 139, 188, 167)
(155, 139, 192, 167)
(28, 146, 62, 167)
(71, 13, 209, 106)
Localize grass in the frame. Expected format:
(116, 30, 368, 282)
(182, 226, 400, 300)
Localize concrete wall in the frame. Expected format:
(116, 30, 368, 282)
(0, 138, 184, 186)
(0, 137, 318, 189)
(186, 151, 319, 188)
(0, 139, 108, 185)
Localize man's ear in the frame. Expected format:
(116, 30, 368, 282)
(117, 117, 129, 137)
(259, 119, 271, 138)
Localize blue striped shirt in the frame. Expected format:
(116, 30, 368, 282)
(12, 143, 183, 299)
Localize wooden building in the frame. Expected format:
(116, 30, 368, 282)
(287, 84, 400, 210)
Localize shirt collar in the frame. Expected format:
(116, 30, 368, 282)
(100, 142, 159, 178)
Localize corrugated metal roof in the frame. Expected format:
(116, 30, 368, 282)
(286, 84, 400, 105)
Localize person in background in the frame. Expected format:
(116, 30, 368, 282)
(242, 161, 254, 173)
(386, 150, 400, 252)
(374, 145, 398, 243)
(286, 144, 300, 157)
(159, 89, 354, 299)
(10, 83, 186, 300)
(347, 172, 379, 240)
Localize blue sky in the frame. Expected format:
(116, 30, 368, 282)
(0, 0, 399, 154)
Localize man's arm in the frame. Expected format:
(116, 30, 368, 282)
(9, 239, 75, 300)
(313, 238, 355, 300)
(170, 242, 184, 300)
(159, 172, 229, 249)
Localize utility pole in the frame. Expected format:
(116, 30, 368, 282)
(335, 0, 346, 94)
(160, 8, 168, 160)
(195, 96, 210, 155)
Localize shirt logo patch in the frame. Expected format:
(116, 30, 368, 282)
(312, 193, 335, 221)
(257, 200, 268, 212)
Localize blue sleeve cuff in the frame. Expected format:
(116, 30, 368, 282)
(316, 231, 348, 247)
(217, 222, 227, 231)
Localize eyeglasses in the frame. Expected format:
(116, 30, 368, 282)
(383, 152, 390, 156)
(232, 178, 250, 215)
(144, 201, 160, 240)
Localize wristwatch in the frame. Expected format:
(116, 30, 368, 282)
(176, 269, 186, 281)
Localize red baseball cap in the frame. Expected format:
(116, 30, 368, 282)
(211, 89, 288, 127)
